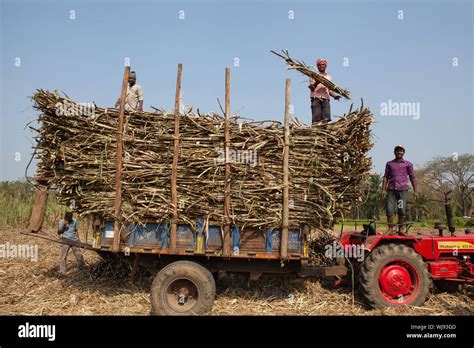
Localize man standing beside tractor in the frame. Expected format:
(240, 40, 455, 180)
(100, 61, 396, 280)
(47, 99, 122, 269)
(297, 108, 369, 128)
(382, 145, 418, 235)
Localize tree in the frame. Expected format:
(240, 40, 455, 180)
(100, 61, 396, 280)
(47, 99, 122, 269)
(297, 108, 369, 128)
(357, 174, 384, 220)
(418, 154, 473, 217)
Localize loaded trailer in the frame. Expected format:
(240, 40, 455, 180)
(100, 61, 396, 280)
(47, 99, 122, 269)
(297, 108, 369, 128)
(25, 65, 350, 315)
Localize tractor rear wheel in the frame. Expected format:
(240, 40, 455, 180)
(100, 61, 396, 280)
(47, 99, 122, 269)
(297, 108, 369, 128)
(150, 260, 216, 315)
(359, 243, 430, 309)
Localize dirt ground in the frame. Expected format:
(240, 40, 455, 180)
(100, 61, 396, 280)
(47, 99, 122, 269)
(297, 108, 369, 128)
(0, 226, 472, 316)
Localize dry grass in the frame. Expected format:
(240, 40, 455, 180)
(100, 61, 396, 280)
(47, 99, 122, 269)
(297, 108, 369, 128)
(0, 226, 472, 316)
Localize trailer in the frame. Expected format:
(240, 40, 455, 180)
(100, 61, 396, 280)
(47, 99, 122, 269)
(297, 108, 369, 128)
(84, 218, 347, 315)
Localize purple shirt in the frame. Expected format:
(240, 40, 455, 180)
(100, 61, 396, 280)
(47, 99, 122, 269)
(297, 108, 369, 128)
(384, 159, 415, 191)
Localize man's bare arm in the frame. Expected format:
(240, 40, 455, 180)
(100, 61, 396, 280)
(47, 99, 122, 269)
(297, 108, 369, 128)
(57, 222, 66, 235)
(329, 91, 341, 100)
(410, 178, 418, 200)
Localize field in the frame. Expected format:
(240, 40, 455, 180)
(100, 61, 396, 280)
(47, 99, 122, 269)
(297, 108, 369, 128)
(1, 225, 472, 316)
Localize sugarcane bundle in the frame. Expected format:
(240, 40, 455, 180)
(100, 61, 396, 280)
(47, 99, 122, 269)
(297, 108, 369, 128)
(271, 50, 351, 100)
(30, 90, 372, 230)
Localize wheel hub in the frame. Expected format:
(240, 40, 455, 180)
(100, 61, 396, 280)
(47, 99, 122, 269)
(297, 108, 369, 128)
(166, 278, 198, 312)
(379, 264, 412, 297)
(177, 287, 190, 304)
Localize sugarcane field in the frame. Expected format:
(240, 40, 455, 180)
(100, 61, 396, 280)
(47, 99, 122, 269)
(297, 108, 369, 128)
(0, 0, 473, 346)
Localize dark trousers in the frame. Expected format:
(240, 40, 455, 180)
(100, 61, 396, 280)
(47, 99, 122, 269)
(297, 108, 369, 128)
(311, 97, 331, 124)
(60, 244, 85, 273)
(386, 189, 408, 217)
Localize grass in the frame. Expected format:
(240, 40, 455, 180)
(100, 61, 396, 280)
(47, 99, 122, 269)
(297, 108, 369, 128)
(0, 181, 63, 228)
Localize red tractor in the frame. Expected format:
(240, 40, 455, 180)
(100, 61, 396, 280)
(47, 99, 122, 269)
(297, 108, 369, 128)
(337, 194, 473, 308)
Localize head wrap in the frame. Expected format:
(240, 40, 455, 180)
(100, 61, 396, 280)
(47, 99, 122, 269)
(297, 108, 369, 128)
(316, 59, 328, 66)
(129, 71, 137, 78)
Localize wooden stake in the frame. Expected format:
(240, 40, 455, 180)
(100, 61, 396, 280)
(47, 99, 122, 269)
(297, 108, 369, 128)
(223, 67, 231, 257)
(112, 66, 130, 252)
(28, 186, 48, 233)
(170, 64, 182, 253)
(281, 78, 290, 259)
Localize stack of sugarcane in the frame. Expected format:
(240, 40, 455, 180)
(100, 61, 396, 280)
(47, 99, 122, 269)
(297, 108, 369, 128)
(271, 50, 351, 100)
(30, 89, 372, 230)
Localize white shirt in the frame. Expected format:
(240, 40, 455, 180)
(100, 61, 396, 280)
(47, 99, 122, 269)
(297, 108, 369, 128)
(125, 84, 144, 110)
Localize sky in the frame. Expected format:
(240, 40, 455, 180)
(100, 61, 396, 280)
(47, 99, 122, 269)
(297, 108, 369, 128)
(0, 0, 473, 181)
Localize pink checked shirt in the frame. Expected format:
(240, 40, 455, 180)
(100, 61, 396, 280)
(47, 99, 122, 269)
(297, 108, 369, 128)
(309, 73, 333, 100)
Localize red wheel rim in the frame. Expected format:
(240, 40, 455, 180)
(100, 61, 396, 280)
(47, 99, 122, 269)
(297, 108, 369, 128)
(378, 259, 420, 304)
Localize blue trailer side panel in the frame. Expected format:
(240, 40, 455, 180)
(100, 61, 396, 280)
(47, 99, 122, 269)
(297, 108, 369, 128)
(99, 220, 302, 257)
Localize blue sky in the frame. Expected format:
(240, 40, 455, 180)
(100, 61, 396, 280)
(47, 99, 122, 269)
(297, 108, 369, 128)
(0, 0, 472, 180)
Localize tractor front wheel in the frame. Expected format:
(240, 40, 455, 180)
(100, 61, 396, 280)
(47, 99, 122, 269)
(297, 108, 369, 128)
(359, 243, 430, 309)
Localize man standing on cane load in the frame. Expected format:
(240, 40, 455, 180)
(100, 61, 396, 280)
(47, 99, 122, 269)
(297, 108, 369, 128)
(382, 145, 418, 236)
(308, 59, 341, 124)
(115, 70, 144, 111)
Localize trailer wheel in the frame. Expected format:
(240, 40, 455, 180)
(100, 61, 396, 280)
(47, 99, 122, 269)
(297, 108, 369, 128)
(150, 261, 216, 315)
(359, 243, 429, 309)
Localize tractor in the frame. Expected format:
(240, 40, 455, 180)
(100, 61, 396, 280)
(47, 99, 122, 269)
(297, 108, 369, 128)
(337, 192, 473, 308)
